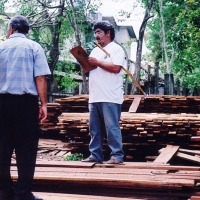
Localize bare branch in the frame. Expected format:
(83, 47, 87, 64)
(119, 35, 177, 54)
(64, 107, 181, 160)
(31, 23, 57, 28)
(29, 11, 47, 26)
(30, 9, 57, 27)
(26, 11, 35, 18)
(85, 0, 91, 17)
(139, 14, 154, 33)
(27, 9, 48, 18)
(0, 13, 11, 20)
(36, 0, 63, 9)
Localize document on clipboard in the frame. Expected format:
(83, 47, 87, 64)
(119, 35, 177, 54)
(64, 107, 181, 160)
(70, 46, 97, 73)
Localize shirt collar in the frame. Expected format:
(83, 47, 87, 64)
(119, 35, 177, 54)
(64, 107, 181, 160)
(9, 33, 26, 39)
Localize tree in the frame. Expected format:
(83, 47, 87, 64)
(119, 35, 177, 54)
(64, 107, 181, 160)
(0, 0, 101, 95)
(34, 0, 101, 94)
(115, 0, 156, 94)
(106, 0, 155, 94)
(171, 0, 200, 92)
(130, 0, 156, 94)
(146, 0, 200, 94)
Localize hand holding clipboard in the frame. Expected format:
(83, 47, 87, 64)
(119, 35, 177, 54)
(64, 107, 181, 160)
(70, 46, 96, 73)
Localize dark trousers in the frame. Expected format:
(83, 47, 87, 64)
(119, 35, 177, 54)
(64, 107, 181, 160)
(0, 94, 39, 200)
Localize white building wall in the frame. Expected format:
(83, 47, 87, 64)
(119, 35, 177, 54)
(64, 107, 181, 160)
(115, 27, 129, 43)
(115, 27, 131, 59)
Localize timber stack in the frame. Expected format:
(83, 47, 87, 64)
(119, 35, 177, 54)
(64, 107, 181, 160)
(34, 95, 200, 199)
(39, 95, 200, 163)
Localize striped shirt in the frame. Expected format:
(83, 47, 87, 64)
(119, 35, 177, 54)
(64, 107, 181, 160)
(0, 33, 51, 95)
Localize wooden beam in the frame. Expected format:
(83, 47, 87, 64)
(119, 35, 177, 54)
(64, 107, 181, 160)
(190, 196, 200, 200)
(176, 152, 200, 164)
(154, 145, 179, 164)
(179, 148, 200, 155)
(129, 96, 141, 113)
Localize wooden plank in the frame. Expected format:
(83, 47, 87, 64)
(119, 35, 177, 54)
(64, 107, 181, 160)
(95, 163, 200, 171)
(11, 160, 95, 168)
(33, 192, 179, 200)
(11, 172, 192, 189)
(154, 145, 180, 164)
(179, 148, 200, 155)
(190, 196, 200, 200)
(11, 166, 169, 175)
(191, 136, 200, 142)
(176, 152, 200, 164)
(129, 96, 141, 113)
(11, 166, 200, 182)
(48, 150, 59, 156)
(56, 150, 68, 157)
(32, 192, 138, 200)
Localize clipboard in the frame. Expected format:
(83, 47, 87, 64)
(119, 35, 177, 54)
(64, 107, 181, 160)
(70, 46, 97, 73)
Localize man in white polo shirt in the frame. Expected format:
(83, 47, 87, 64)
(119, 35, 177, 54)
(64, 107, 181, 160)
(82, 21, 125, 164)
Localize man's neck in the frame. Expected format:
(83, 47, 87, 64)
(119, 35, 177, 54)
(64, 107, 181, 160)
(101, 40, 112, 47)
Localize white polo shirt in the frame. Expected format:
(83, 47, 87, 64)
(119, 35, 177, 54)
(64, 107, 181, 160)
(89, 42, 125, 104)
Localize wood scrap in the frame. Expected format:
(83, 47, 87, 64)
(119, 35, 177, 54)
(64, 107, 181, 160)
(176, 152, 200, 164)
(128, 96, 141, 113)
(179, 148, 200, 155)
(154, 145, 179, 164)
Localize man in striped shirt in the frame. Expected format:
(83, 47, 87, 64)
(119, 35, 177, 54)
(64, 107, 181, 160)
(0, 15, 51, 200)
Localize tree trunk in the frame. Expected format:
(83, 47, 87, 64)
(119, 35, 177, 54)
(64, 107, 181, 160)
(123, 55, 131, 95)
(131, 0, 156, 94)
(70, 0, 88, 94)
(164, 74, 174, 95)
(154, 61, 159, 94)
(159, 0, 170, 73)
(147, 65, 150, 94)
(48, 8, 64, 94)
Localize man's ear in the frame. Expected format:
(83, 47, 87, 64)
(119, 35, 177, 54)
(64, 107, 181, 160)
(6, 27, 14, 39)
(107, 30, 111, 36)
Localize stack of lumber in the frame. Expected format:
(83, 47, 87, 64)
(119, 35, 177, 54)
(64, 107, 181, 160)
(125, 95, 200, 113)
(33, 95, 200, 199)
(38, 95, 200, 162)
(39, 103, 62, 132)
(54, 94, 89, 113)
(120, 112, 200, 148)
(55, 112, 200, 161)
(53, 94, 200, 113)
(40, 95, 200, 133)
(10, 160, 200, 200)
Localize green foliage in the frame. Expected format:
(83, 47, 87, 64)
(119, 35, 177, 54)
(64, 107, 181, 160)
(63, 153, 83, 161)
(0, 0, 8, 13)
(146, 17, 162, 61)
(54, 61, 79, 93)
(84, 41, 96, 55)
(170, 0, 200, 89)
(18, 1, 37, 16)
(146, 0, 200, 91)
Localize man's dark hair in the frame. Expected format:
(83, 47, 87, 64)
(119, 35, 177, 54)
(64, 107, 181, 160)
(93, 21, 115, 41)
(9, 15, 30, 34)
